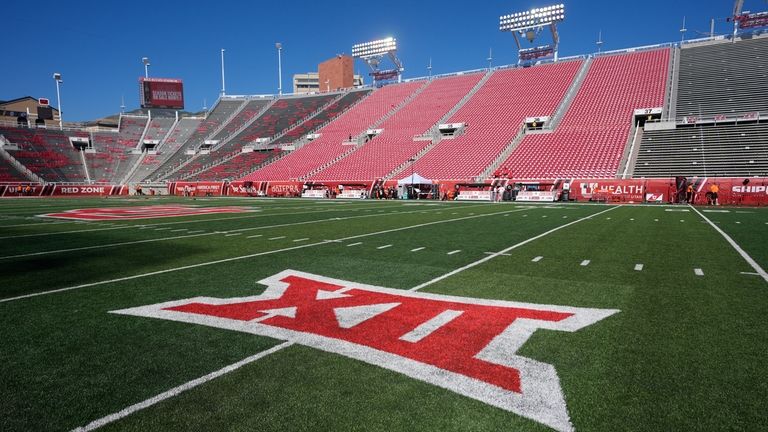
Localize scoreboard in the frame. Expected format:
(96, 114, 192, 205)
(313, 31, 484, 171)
(139, 77, 184, 109)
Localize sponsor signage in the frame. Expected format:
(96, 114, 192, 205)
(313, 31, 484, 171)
(516, 191, 557, 202)
(301, 190, 327, 199)
(456, 190, 491, 201)
(113, 271, 618, 432)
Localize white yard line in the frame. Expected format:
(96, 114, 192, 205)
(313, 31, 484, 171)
(411, 247, 426, 252)
(292, 238, 310, 242)
(0, 206, 533, 303)
(247, 234, 263, 239)
(69, 342, 293, 432)
(690, 205, 768, 283)
(409, 206, 618, 291)
(346, 242, 363, 247)
(268, 236, 286, 241)
(377, 244, 393, 250)
(447, 250, 462, 255)
(0, 232, 220, 261)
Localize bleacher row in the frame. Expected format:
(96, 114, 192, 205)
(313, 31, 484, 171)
(1, 35, 766, 184)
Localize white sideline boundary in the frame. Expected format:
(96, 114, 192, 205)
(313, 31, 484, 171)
(690, 205, 768, 283)
(409, 206, 618, 291)
(69, 342, 294, 432)
(0, 206, 536, 303)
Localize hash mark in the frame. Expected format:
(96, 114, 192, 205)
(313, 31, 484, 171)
(580, 260, 591, 266)
(377, 244, 393, 250)
(411, 247, 426, 252)
(634, 264, 644, 271)
(532, 256, 543, 262)
(447, 250, 462, 255)
(694, 268, 704, 276)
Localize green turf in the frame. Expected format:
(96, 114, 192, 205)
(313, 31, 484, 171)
(1, 197, 766, 431)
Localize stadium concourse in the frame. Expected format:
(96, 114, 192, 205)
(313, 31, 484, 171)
(2, 11, 768, 432)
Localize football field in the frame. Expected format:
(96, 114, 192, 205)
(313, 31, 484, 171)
(1, 197, 767, 432)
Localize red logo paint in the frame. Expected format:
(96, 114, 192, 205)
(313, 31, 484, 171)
(113, 270, 618, 432)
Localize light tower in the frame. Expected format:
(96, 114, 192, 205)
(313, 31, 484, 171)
(276, 42, 283, 96)
(499, 4, 565, 65)
(352, 37, 403, 85)
(53, 72, 63, 129)
(142, 57, 150, 78)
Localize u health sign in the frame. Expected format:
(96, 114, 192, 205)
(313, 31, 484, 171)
(140, 78, 185, 109)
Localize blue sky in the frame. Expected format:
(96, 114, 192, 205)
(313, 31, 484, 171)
(1, 0, 755, 121)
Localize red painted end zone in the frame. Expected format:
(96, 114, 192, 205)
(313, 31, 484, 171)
(40, 205, 254, 221)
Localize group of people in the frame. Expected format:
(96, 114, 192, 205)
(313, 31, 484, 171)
(683, 182, 719, 205)
(7, 185, 33, 196)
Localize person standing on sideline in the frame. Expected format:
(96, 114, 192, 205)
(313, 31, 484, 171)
(709, 182, 719, 206)
(686, 184, 693, 203)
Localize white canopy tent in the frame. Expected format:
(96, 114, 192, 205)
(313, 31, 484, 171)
(397, 173, 433, 185)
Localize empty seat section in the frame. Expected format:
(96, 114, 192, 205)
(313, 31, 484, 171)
(128, 118, 201, 183)
(502, 49, 670, 179)
(273, 90, 371, 145)
(633, 122, 768, 177)
(677, 37, 768, 117)
(191, 151, 281, 181)
(170, 94, 337, 180)
(312, 73, 484, 182)
(148, 99, 245, 179)
(0, 155, 29, 182)
(402, 61, 582, 181)
(142, 117, 175, 142)
(243, 83, 420, 181)
(0, 126, 88, 182)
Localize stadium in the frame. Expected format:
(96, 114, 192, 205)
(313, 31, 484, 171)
(1, 1, 768, 431)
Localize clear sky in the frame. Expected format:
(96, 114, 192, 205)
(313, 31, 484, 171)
(2, 0, 758, 121)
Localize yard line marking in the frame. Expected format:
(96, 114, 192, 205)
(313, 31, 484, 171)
(0, 232, 220, 261)
(187, 230, 205, 234)
(694, 268, 704, 276)
(268, 236, 286, 241)
(347, 242, 363, 247)
(580, 260, 591, 266)
(410, 206, 618, 291)
(399, 310, 464, 343)
(411, 247, 426, 252)
(447, 250, 462, 255)
(170, 229, 188, 232)
(691, 205, 768, 283)
(531, 256, 543, 262)
(292, 238, 310, 242)
(377, 244, 393, 250)
(0, 207, 529, 303)
(635, 264, 644, 271)
(740, 271, 760, 276)
(484, 251, 511, 257)
(154, 228, 171, 231)
(224, 233, 243, 237)
(246, 234, 263, 239)
(702, 209, 730, 213)
(665, 209, 690, 212)
(70, 342, 293, 432)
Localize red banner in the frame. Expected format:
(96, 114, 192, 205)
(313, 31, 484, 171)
(169, 182, 226, 196)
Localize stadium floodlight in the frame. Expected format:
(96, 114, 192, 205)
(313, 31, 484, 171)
(53, 73, 63, 129)
(276, 43, 283, 96)
(142, 57, 150, 78)
(352, 37, 403, 84)
(499, 4, 565, 64)
(220, 49, 226, 96)
(499, 4, 565, 33)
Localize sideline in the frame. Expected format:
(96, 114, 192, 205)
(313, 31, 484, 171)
(690, 205, 768, 283)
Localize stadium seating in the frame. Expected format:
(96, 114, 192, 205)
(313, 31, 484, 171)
(500, 49, 670, 179)
(190, 150, 280, 181)
(0, 156, 28, 182)
(676, 36, 768, 117)
(243, 82, 423, 181)
(311, 73, 484, 181)
(142, 117, 175, 142)
(208, 99, 272, 142)
(633, 121, 768, 177)
(86, 116, 148, 183)
(272, 90, 371, 145)
(0, 126, 88, 182)
(148, 99, 246, 179)
(169, 93, 338, 180)
(400, 62, 582, 181)
(126, 117, 201, 184)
